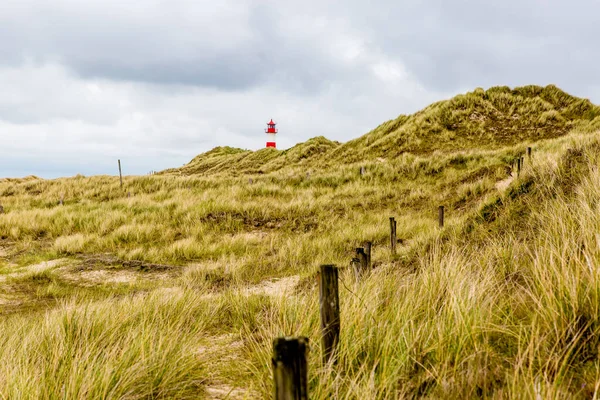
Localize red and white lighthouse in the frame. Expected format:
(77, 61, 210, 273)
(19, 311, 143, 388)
(265, 119, 277, 148)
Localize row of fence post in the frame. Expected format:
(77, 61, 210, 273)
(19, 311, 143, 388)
(389, 207, 445, 250)
(272, 207, 450, 398)
(273, 264, 340, 399)
(359, 147, 533, 180)
(272, 149, 540, 397)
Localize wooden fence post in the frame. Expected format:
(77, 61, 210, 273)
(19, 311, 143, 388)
(527, 147, 532, 159)
(360, 166, 366, 176)
(272, 337, 309, 400)
(118, 159, 123, 189)
(389, 217, 397, 254)
(364, 241, 372, 270)
(517, 157, 521, 176)
(356, 248, 368, 275)
(438, 206, 444, 228)
(319, 265, 340, 366)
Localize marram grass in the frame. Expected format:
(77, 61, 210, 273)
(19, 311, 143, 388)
(1, 86, 600, 398)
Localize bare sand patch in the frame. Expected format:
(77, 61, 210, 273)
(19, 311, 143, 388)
(244, 275, 300, 297)
(495, 176, 515, 191)
(59, 267, 172, 287)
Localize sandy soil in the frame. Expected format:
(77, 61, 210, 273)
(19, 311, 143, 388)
(495, 176, 515, 191)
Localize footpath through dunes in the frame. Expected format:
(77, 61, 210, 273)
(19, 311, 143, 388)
(165, 84, 600, 177)
(1, 85, 600, 397)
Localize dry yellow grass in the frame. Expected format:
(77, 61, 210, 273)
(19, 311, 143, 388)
(2, 86, 600, 398)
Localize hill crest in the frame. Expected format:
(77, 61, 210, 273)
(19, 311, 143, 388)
(168, 85, 600, 176)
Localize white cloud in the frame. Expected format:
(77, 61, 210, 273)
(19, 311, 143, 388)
(0, 0, 598, 178)
(0, 57, 442, 177)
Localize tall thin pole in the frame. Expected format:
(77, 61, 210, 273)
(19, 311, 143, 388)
(389, 217, 397, 254)
(118, 159, 123, 189)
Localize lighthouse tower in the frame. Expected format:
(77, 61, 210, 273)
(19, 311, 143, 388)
(265, 119, 277, 148)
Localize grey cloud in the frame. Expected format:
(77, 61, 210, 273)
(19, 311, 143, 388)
(0, 1, 359, 95)
(1, 0, 599, 179)
(2, 0, 600, 99)
(336, 0, 600, 96)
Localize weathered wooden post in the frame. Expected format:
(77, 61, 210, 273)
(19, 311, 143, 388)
(527, 147, 532, 159)
(319, 265, 340, 366)
(438, 206, 444, 228)
(59, 194, 64, 206)
(118, 159, 123, 189)
(272, 337, 309, 400)
(360, 166, 366, 176)
(364, 241, 372, 270)
(356, 248, 368, 275)
(389, 217, 397, 254)
(517, 157, 521, 176)
(521, 156, 525, 168)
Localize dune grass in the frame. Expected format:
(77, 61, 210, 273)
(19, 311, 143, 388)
(2, 86, 600, 398)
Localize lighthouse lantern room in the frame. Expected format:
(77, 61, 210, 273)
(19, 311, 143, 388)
(265, 119, 277, 148)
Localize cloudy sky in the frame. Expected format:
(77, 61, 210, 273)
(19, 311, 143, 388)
(1, 0, 599, 178)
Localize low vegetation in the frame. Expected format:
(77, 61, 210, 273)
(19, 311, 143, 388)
(1, 85, 600, 398)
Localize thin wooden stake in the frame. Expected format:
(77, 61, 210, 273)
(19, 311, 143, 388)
(319, 265, 340, 366)
(517, 157, 521, 176)
(272, 337, 309, 400)
(364, 241, 372, 270)
(389, 217, 397, 254)
(527, 147, 532, 159)
(118, 159, 123, 189)
(360, 166, 365, 176)
(438, 206, 444, 228)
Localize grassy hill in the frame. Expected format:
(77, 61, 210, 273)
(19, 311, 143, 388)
(1, 85, 600, 398)
(165, 136, 341, 176)
(168, 85, 600, 176)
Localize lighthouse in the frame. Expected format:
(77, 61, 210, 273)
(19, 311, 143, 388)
(265, 119, 277, 148)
